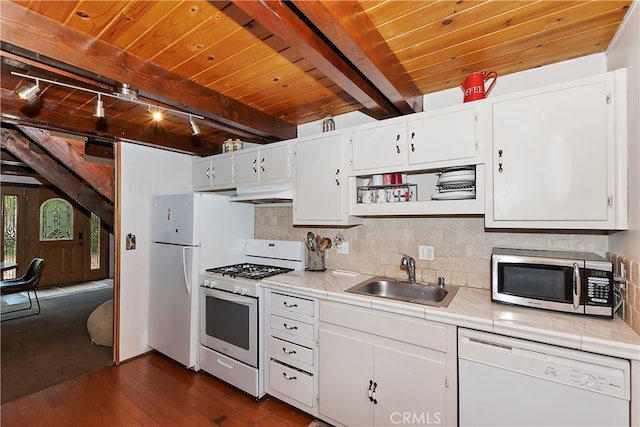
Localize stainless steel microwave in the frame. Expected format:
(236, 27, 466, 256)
(491, 247, 617, 318)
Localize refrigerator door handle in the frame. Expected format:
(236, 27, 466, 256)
(182, 246, 191, 295)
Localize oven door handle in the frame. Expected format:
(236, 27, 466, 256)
(182, 246, 191, 295)
(204, 288, 255, 306)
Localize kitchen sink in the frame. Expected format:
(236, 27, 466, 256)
(345, 277, 459, 307)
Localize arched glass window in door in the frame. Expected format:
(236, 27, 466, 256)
(40, 198, 73, 241)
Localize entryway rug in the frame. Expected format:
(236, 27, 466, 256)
(1, 287, 114, 403)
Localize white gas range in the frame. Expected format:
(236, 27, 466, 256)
(198, 239, 305, 399)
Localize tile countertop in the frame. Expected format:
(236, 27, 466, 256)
(261, 269, 640, 361)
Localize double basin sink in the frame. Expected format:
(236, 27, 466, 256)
(345, 276, 459, 308)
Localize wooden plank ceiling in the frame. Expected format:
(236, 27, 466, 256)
(0, 0, 632, 156)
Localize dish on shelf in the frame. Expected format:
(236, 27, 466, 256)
(431, 190, 476, 200)
(437, 180, 475, 190)
(437, 174, 476, 185)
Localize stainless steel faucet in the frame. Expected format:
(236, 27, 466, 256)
(400, 254, 416, 283)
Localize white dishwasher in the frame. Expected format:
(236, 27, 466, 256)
(458, 328, 630, 427)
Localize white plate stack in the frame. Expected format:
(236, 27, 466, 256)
(431, 167, 476, 200)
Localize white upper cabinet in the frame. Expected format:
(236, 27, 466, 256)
(233, 141, 292, 186)
(407, 105, 479, 166)
(351, 119, 407, 172)
(486, 69, 627, 229)
(293, 132, 362, 226)
(350, 103, 483, 175)
(192, 153, 234, 191)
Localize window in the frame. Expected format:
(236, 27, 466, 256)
(2, 195, 17, 280)
(90, 213, 100, 270)
(40, 198, 73, 241)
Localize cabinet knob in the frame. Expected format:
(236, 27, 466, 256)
(335, 169, 340, 186)
(498, 149, 504, 173)
(395, 134, 401, 154)
(410, 132, 416, 152)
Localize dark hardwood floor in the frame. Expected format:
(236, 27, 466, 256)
(1, 352, 316, 426)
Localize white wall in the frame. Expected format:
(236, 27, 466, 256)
(118, 142, 194, 362)
(607, 1, 640, 260)
(297, 54, 607, 135)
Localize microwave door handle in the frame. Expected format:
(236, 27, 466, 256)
(572, 263, 580, 309)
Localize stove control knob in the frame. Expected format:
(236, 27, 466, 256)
(202, 279, 211, 288)
(240, 287, 247, 296)
(233, 285, 240, 294)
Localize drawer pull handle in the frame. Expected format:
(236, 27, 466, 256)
(283, 302, 298, 308)
(283, 372, 297, 381)
(283, 323, 298, 330)
(282, 347, 297, 355)
(217, 358, 233, 370)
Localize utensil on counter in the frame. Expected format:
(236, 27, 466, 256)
(320, 237, 332, 252)
(307, 232, 316, 251)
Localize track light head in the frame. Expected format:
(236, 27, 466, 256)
(16, 81, 40, 102)
(189, 118, 201, 136)
(92, 95, 105, 118)
(150, 108, 163, 122)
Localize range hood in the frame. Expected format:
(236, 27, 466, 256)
(228, 182, 293, 204)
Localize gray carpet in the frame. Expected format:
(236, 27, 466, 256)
(1, 287, 114, 403)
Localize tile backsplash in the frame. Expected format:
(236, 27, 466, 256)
(255, 207, 640, 334)
(608, 252, 640, 335)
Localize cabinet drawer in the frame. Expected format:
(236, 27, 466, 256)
(270, 314, 315, 341)
(269, 359, 314, 408)
(269, 336, 314, 366)
(270, 292, 315, 317)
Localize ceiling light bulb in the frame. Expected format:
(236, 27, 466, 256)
(16, 81, 40, 102)
(92, 95, 105, 118)
(189, 118, 201, 136)
(151, 109, 163, 122)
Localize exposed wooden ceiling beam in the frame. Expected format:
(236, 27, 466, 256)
(17, 126, 114, 204)
(290, 0, 423, 115)
(1, 126, 114, 229)
(0, 1, 296, 143)
(0, 88, 219, 156)
(232, 0, 402, 120)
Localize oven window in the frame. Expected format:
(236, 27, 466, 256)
(500, 264, 572, 303)
(204, 295, 250, 350)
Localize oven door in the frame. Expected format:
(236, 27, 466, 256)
(200, 287, 258, 368)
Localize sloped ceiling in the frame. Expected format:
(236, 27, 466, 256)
(0, 0, 632, 156)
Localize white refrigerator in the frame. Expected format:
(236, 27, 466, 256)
(149, 193, 254, 368)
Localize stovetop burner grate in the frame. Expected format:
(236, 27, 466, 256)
(206, 263, 294, 280)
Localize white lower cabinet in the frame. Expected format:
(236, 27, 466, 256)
(264, 290, 319, 416)
(318, 301, 457, 427)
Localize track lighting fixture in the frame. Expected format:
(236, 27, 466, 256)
(15, 79, 40, 102)
(12, 71, 204, 133)
(92, 93, 105, 118)
(150, 108, 164, 122)
(189, 116, 201, 136)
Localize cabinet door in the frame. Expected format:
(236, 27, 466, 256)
(233, 150, 260, 184)
(407, 107, 477, 166)
(294, 134, 344, 222)
(318, 328, 374, 427)
(209, 156, 234, 187)
(374, 344, 448, 427)
(192, 158, 212, 189)
(351, 121, 407, 171)
(491, 80, 611, 223)
(259, 143, 290, 182)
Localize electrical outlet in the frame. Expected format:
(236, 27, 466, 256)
(418, 245, 434, 261)
(337, 241, 349, 254)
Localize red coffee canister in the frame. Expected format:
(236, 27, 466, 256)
(461, 71, 498, 102)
